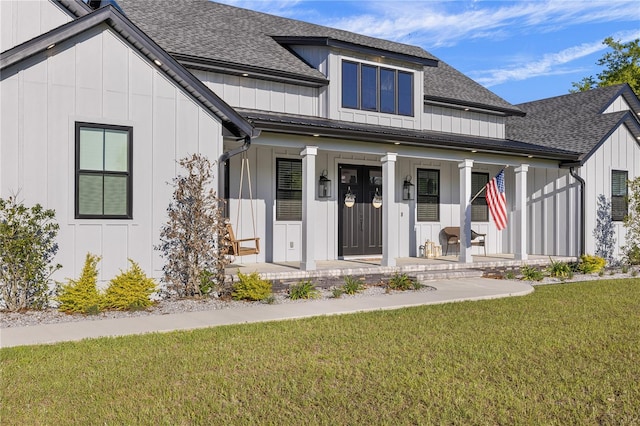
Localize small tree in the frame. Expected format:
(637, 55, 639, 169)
(622, 177, 640, 265)
(593, 194, 616, 265)
(157, 154, 230, 298)
(0, 196, 61, 311)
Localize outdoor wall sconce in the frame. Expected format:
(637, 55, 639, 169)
(372, 188, 382, 209)
(318, 170, 331, 198)
(344, 187, 356, 207)
(403, 175, 414, 200)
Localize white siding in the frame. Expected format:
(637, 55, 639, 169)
(603, 95, 631, 113)
(1, 25, 224, 284)
(0, 0, 73, 52)
(423, 105, 506, 138)
(581, 125, 640, 259)
(191, 69, 319, 117)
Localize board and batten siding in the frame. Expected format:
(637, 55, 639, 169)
(191, 69, 319, 117)
(0, 0, 73, 52)
(603, 95, 632, 114)
(0, 25, 224, 284)
(423, 105, 506, 138)
(580, 124, 640, 259)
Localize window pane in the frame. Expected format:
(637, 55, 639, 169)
(78, 174, 103, 215)
(612, 170, 627, 196)
(361, 65, 377, 111)
(417, 169, 439, 221)
(342, 61, 358, 109)
(471, 173, 489, 221)
(276, 159, 302, 221)
(104, 175, 128, 216)
(79, 128, 104, 170)
(104, 129, 129, 172)
(380, 68, 395, 113)
(398, 71, 413, 116)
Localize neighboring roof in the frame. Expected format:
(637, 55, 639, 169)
(0, 3, 257, 138)
(506, 84, 640, 164)
(423, 61, 524, 116)
(238, 109, 578, 161)
(114, 0, 520, 115)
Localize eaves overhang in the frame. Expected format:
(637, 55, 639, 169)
(171, 53, 329, 88)
(424, 96, 526, 117)
(0, 5, 258, 139)
(272, 36, 438, 67)
(240, 110, 578, 162)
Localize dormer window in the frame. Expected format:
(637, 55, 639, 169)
(341, 60, 413, 117)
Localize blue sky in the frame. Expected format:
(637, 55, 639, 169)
(216, 0, 640, 105)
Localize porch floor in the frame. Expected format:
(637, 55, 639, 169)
(226, 254, 575, 281)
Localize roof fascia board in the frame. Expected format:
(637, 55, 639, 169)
(575, 112, 640, 166)
(249, 119, 577, 161)
(1, 5, 257, 138)
(173, 54, 329, 88)
(424, 99, 511, 117)
(272, 36, 438, 67)
(424, 96, 525, 117)
(599, 84, 640, 115)
(56, 0, 92, 18)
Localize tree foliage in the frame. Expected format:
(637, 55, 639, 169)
(57, 253, 101, 314)
(571, 37, 640, 94)
(593, 194, 616, 265)
(157, 154, 230, 298)
(0, 196, 61, 311)
(622, 177, 640, 265)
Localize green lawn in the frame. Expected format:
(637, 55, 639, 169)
(2, 279, 639, 425)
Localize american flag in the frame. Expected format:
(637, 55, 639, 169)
(486, 169, 507, 230)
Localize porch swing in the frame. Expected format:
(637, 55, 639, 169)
(225, 152, 260, 256)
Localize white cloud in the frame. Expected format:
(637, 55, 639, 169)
(471, 29, 640, 87)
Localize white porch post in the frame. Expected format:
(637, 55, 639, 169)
(300, 146, 318, 271)
(515, 164, 529, 260)
(459, 159, 473, 263)
(382, 153, 398, 267)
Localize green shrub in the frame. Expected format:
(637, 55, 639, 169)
(577, 254, 606, 274)
(0, 196, 61, 311)
(342, 276, 364, 295)
(289, 280, 320, 300)
(331, 287, 345, 298)
(546, 258, 573, 279)
(387, 273, 420, 291)
(232, 272, 272, 301)
(101, 260, 157, 311)
(505, 270, 516, 280)
(57, 254, 102, 314)
(520, 265, 544, 282)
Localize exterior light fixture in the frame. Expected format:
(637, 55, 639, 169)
(46, 43, 56, 50)
(403, 175, 414, 200)
(153, 59, 162, 66)
(372, 188, 382, 209)
(344, 187, 356, 208)
(318, 170, 331, 198)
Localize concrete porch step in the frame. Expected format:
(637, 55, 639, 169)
(413, 268, 484, 282)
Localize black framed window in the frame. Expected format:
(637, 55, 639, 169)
(471, 172, 489, 222)
(276, 158, 302, 221)
(417, 169, 439, 222)
(75, 122, 132, 219)
(341, 60, 413, 116)
(612, 170, 628, 221)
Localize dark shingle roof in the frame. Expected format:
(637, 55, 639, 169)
(424, 60, 523, 115)
(238, 108, 577, 161)
(114, 0, 520, 114)
(506, 84, 640, 162)
(115, 0, 434, 83)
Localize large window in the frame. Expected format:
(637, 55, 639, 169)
(417, 169, 439, 222)
(612, 170, 628, 221)
(341, 60, 413, 116)
(276, 158, 302, 221)
(75, 123, 132, 219)
(471, 172, 489, 222)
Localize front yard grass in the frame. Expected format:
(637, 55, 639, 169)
(2, 279, 639, 424)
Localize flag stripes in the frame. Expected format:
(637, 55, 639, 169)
(486, 169, 507, 230)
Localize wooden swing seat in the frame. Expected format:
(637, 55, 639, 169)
(226, 223, 260, 256)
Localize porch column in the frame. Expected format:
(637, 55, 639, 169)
(458, 159, 474, 263)
(300, 146, 318, 271)
(381, 153, 398, 267)
(515, 164, 529, 260)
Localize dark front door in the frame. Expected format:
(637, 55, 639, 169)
(338, 164, 383, 257)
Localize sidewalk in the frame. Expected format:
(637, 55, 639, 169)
(0, 278, 533, 348)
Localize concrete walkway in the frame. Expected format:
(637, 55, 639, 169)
(0, 278, 533, 348)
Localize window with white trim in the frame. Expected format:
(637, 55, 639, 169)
(75, 123, 132, 219)
(417, 169, 439, 222)
(471, 172, 488, 222)
(276, 158, 302, 221)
